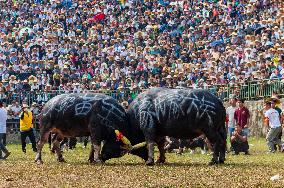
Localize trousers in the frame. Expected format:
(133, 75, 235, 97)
(20, 129, 37, 152)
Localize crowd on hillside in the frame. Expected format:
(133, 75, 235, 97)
(0, 0, 284, 103)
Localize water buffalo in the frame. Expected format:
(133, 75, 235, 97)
(35, 93, 148, 164)
(101, 88, 227, 165)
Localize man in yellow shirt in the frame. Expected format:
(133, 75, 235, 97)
(20, 104, 37, 153)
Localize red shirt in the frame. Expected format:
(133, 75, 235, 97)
(234, 107, 250, 128)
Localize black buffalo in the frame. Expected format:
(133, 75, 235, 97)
(101, 88, 227, 165)
(35, 93, 148, 164)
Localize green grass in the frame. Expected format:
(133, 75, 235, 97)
(1, 138, 284, 187)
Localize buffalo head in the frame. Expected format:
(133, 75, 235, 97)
(100, 130, 148, 162)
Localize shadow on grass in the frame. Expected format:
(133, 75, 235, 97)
(71, 161, 214, 167)
(66, 159, 277, 168)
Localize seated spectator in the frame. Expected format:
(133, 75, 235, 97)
(230, 125, 249, 155)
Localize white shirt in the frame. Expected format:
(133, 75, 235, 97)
(0, 107, 8, 133)
(265, 108, 281, 128)
(11, 105, 21, 116)
(226, 106, 237, 128)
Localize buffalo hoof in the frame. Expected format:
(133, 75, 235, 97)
(35, 159, 43, 165)
(36, 160, 44, 165)
(146, 159, 154, 166)
(156, 158, 166, 164)
(57, 158, 66, 163)
(90, 159, 103, 164)
(208, 160, 218, 166)
(88, 158, 94, 163)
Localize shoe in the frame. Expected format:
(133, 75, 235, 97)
(266, 150, 275, 154)
(3, 151, 11, 159)
(23, 149, 26, 153)
(244, 151, 250, 155)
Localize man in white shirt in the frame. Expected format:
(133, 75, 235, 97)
(226, 95, 237, 137)
(0, 100, 11, 159)
(264, 100, 284, 153)
(226, 95, 237, 152)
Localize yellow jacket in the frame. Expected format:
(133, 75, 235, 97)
(19, 111, 33, 131)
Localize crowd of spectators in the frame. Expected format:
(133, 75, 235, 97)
(0, 0, 284, 104)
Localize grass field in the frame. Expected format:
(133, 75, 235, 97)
(1, 138, 284, 188)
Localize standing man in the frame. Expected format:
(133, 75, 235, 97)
(226, 95, 237, 137)
(234, 99, 250, 136)
(271, 97, 282, 151)
(264, 100, 284, 153)
(0, 100, 11, 159)
(226, 95, 237, 152)
(19, 104, 37, 153)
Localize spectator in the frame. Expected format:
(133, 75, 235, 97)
(270, 96, 283, 151)
(0, 100, 11, 160)
(19, 104, 37, 153)
(31, 102, 40, 116)
(121, 101, 129, 110)
(264, 100, 284, 153)
(231, 124, 249, 155)
(226, 94, 238, 137)
(0, 0, 282, 98)
(10, 101, 21, 119)
(234, 98, 250, 136)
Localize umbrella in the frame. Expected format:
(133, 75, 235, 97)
(19, 27, 33, 37)
(254, 26, 266, 35)
(210, 40, 224, 47)
(93, 12, 106, 22)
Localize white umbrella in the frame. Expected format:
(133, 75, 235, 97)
(19, 27, 33, 37)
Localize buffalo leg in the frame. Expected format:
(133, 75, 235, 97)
(89, 142, 102, 163)
(53, 138, 65, 162)
(218, 125, 227, 163)
(88, 144, 95, 163)
(88, 113, 103, 164)
(50, 133, 58, 154)
(35, 128, 51, 164)
(156, 137, 166, 164)
(146, 141, 155, 166)
(89, 133, 102, 163)
(203, 130, 220, 165)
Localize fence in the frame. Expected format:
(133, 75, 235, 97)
(1, 79, 284, 106)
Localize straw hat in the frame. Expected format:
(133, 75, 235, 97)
(9, 75, 16, 80)
(270, 96, 281, 104)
